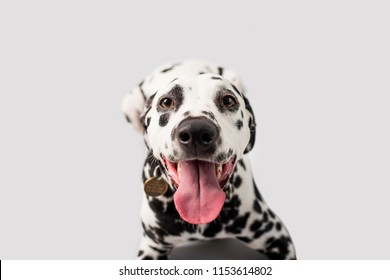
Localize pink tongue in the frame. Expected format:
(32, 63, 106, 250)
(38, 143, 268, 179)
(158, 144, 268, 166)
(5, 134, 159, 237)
(174, 160, 226, 224)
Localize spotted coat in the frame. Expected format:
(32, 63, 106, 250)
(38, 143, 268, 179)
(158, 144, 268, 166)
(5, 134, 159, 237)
(122, 60, 296, 260)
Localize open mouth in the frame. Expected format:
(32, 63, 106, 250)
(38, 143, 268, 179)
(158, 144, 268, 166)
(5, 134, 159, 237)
(163, 157, 235, 190)
(162, 156, 236, 225)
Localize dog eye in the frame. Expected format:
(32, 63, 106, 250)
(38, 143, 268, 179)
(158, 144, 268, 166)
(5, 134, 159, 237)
(159, 97, 175, 109)
(222, 95, 237, 108)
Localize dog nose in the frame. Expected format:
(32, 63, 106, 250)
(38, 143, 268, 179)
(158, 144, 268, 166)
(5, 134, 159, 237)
(176, 117, 219, 153)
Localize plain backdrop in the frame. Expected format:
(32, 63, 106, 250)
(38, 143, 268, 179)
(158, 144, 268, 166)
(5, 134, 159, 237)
(1, 0, 389, 259)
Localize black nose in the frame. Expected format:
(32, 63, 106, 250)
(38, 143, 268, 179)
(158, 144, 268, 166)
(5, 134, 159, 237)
(175, 117, 220, 155)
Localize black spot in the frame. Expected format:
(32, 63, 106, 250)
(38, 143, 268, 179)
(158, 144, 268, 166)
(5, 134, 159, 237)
(138, 250, 144, 257)
(145, 92, 157, 109)
(125, 115, 131, 123)
(233, 175, 242, 188)
(218, 66, 224, 75)
(225, 212, 250, 234)
(236, 236, 252, 243)
(142, 168, 147, 182)
(250, 220, 263, 231)
(142, 255, 153, 260)
(155, 165, 163, 177)
(276, 222, 282, 231)
(159, 113, 170, 127)
(253, 222, 274, 239)
(220, 195, 241, 223)
(203, 222, 223, 237)
(143, 225, 157, 241)
(161, 63, 181, 73)
(183, 111, 191, 117)
(157, 85, 184, 113)
(235, 119, 243, 130)
(266, 237, 275, 245)
(241, 110, 244, 118)
(211, 76, 223, 81)
(231, 83, 243, 97)
(233, 165, 238, 175)
(238, 159, 246, 170)
(268, 209, 276, 219)
(146, 117, 151, 127)
(141, 107, 152, 130)
(148, 199, 165, 214)
(142, 218, 173, 246)
(168, 85, 184, 111)
(263, 211, 269, 222)
(227, 149, 233, 158)
(253, 200, 262, 214)
(243, 94, 256, 154)
(253, 181, 264, 202)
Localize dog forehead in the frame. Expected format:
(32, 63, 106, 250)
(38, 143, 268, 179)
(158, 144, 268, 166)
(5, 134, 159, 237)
(156, 74, 231, 101)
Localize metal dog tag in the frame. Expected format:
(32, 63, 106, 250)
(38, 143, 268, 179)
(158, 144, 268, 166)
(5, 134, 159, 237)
(144, 177, 168, 197)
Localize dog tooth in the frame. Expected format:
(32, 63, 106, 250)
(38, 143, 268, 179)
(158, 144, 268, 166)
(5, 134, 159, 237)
(177, 161, 182, 178)
(216, 164, 222, 179)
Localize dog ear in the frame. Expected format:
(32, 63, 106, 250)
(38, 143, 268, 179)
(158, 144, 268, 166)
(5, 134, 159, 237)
(122, 85, 146, 133)
(243, 94, 256, 154)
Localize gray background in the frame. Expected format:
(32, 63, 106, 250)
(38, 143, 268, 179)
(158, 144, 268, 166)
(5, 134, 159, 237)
(1, 0, 389, 259)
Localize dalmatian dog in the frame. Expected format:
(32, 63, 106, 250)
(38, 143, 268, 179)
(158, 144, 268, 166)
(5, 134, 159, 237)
(122, 60, 296, 260)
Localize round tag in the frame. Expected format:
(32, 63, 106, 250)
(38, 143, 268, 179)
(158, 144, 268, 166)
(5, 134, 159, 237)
(144, 177, 168, 197)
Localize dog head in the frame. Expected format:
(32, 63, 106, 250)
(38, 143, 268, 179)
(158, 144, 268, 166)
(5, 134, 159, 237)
(124, 73, 256, 224)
